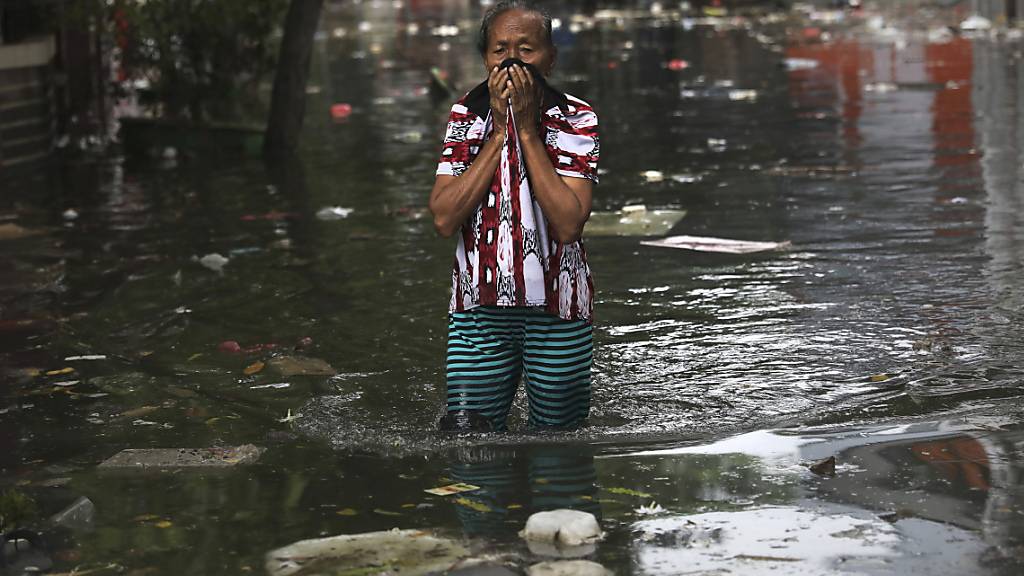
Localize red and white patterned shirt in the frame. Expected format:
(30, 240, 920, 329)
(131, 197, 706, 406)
(436, 90, 600, 322)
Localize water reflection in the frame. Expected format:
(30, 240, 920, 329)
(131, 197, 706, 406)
(624, 421, 1024, 574)
(447, 444, 600, 541)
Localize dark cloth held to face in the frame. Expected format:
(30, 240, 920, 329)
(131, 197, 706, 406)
(463, 57, 569, 119)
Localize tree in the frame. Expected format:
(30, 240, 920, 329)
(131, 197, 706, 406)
(263, 0, 324, 156)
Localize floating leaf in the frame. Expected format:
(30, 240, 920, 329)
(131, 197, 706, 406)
(373, 508, 402, 517)
(507, 503, 523, 510)
(46, 367, 75, 376)
(120, 405, 158, 419)
(336, 508, 358, 516)
(243, 361, 265, 375)
(187, 353, 203, 362)
(401, 503, 417, 508)
(154, 520, 173, 529)
(453, 498, 492, 513)
(605, 487, 653, 498)
(870, 374, 891, 382)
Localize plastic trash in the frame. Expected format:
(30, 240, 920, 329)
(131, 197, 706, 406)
(783, 58, 818, 71)
(635, 501, 667, 515)
(666, 59, 689, 71)
(641, 170, 664, 183)
(585, 205, 687, 237)
(316, 206, 354, 220)
(641, 235, 791, 254)
(196, 253, 229, 272)
(47, 498, 99, 551)
(330, 103, 353, 121)
(424, 483, 481, 496)
(960, 15, 992, 31)
(521, 509, 603, 547)
(728, 89, 758, 101)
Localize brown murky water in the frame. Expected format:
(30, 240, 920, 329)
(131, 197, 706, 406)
(1, 3, 1023, 575)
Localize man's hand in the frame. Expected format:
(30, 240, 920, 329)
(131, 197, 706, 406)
(508, 64, 542, 137)
(488, 66, 511, 134)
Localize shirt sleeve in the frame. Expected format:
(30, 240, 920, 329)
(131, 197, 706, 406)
(550, 105, 600, 184)
(436, 102, 482, 178)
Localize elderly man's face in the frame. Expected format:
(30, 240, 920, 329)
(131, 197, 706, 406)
(483, 9, 555, 76)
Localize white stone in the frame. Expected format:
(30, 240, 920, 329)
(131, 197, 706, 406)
(527, 560, 612, 576)
(521, 509, 603, 547)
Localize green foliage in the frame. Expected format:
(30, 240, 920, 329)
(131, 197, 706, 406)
(73, 0, 290, 123)
(0, 490, 37, 533)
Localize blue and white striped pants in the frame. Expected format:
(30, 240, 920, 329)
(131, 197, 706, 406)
(446, 306, 593, 431)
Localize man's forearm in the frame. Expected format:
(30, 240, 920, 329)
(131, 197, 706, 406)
(429, 133, 505, 237)
(518, 130, 588, 243)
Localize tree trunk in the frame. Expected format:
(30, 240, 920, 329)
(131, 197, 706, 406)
(264, 0, 324, 157)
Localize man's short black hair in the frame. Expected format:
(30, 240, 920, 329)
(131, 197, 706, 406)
(476, 0, 554, 56)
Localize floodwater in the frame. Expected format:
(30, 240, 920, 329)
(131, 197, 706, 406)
(2, 3, 1024, 575)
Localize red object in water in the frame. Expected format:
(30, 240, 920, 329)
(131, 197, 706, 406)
(217, 340, 242, 353)
(607, 61, 619, 70)
(330, 103, 353, 120)
(666, 59, 689, 71)
(802, 27, 822, 40)
(242, 343, 278, 354)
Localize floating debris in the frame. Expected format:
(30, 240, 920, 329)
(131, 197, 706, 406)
(960, 15, 992, 32)
(783, 57, 818, 71)
(424, 483, 481, 496)
(98, 445, 264, 468)
(527, 560, 611, 576)
(268, 356, 337, 377)
(521, 509, 604, 547)
(585, 205, 687, 237)
(808, 455, 837, 477)
(315, 206, 354, 220)
(249, 382, 290, 390)
(641, 170, 664, 183)
(641, 235, 791, 254)
(728, 89, 758, 101)
(195, 253, 229, 273)
(278, 409, 302, 423)
(243, 361, 265, 375)
(265, 530, 469, 576)
(606, 487, 653, 498)
(64, 355, 107, 361)
(635, 501, 667, 515)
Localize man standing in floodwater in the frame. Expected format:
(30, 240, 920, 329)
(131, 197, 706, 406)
(429, 0, 600, 432)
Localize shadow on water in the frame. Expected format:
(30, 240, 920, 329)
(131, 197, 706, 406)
(3, 2, 1024, 574)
